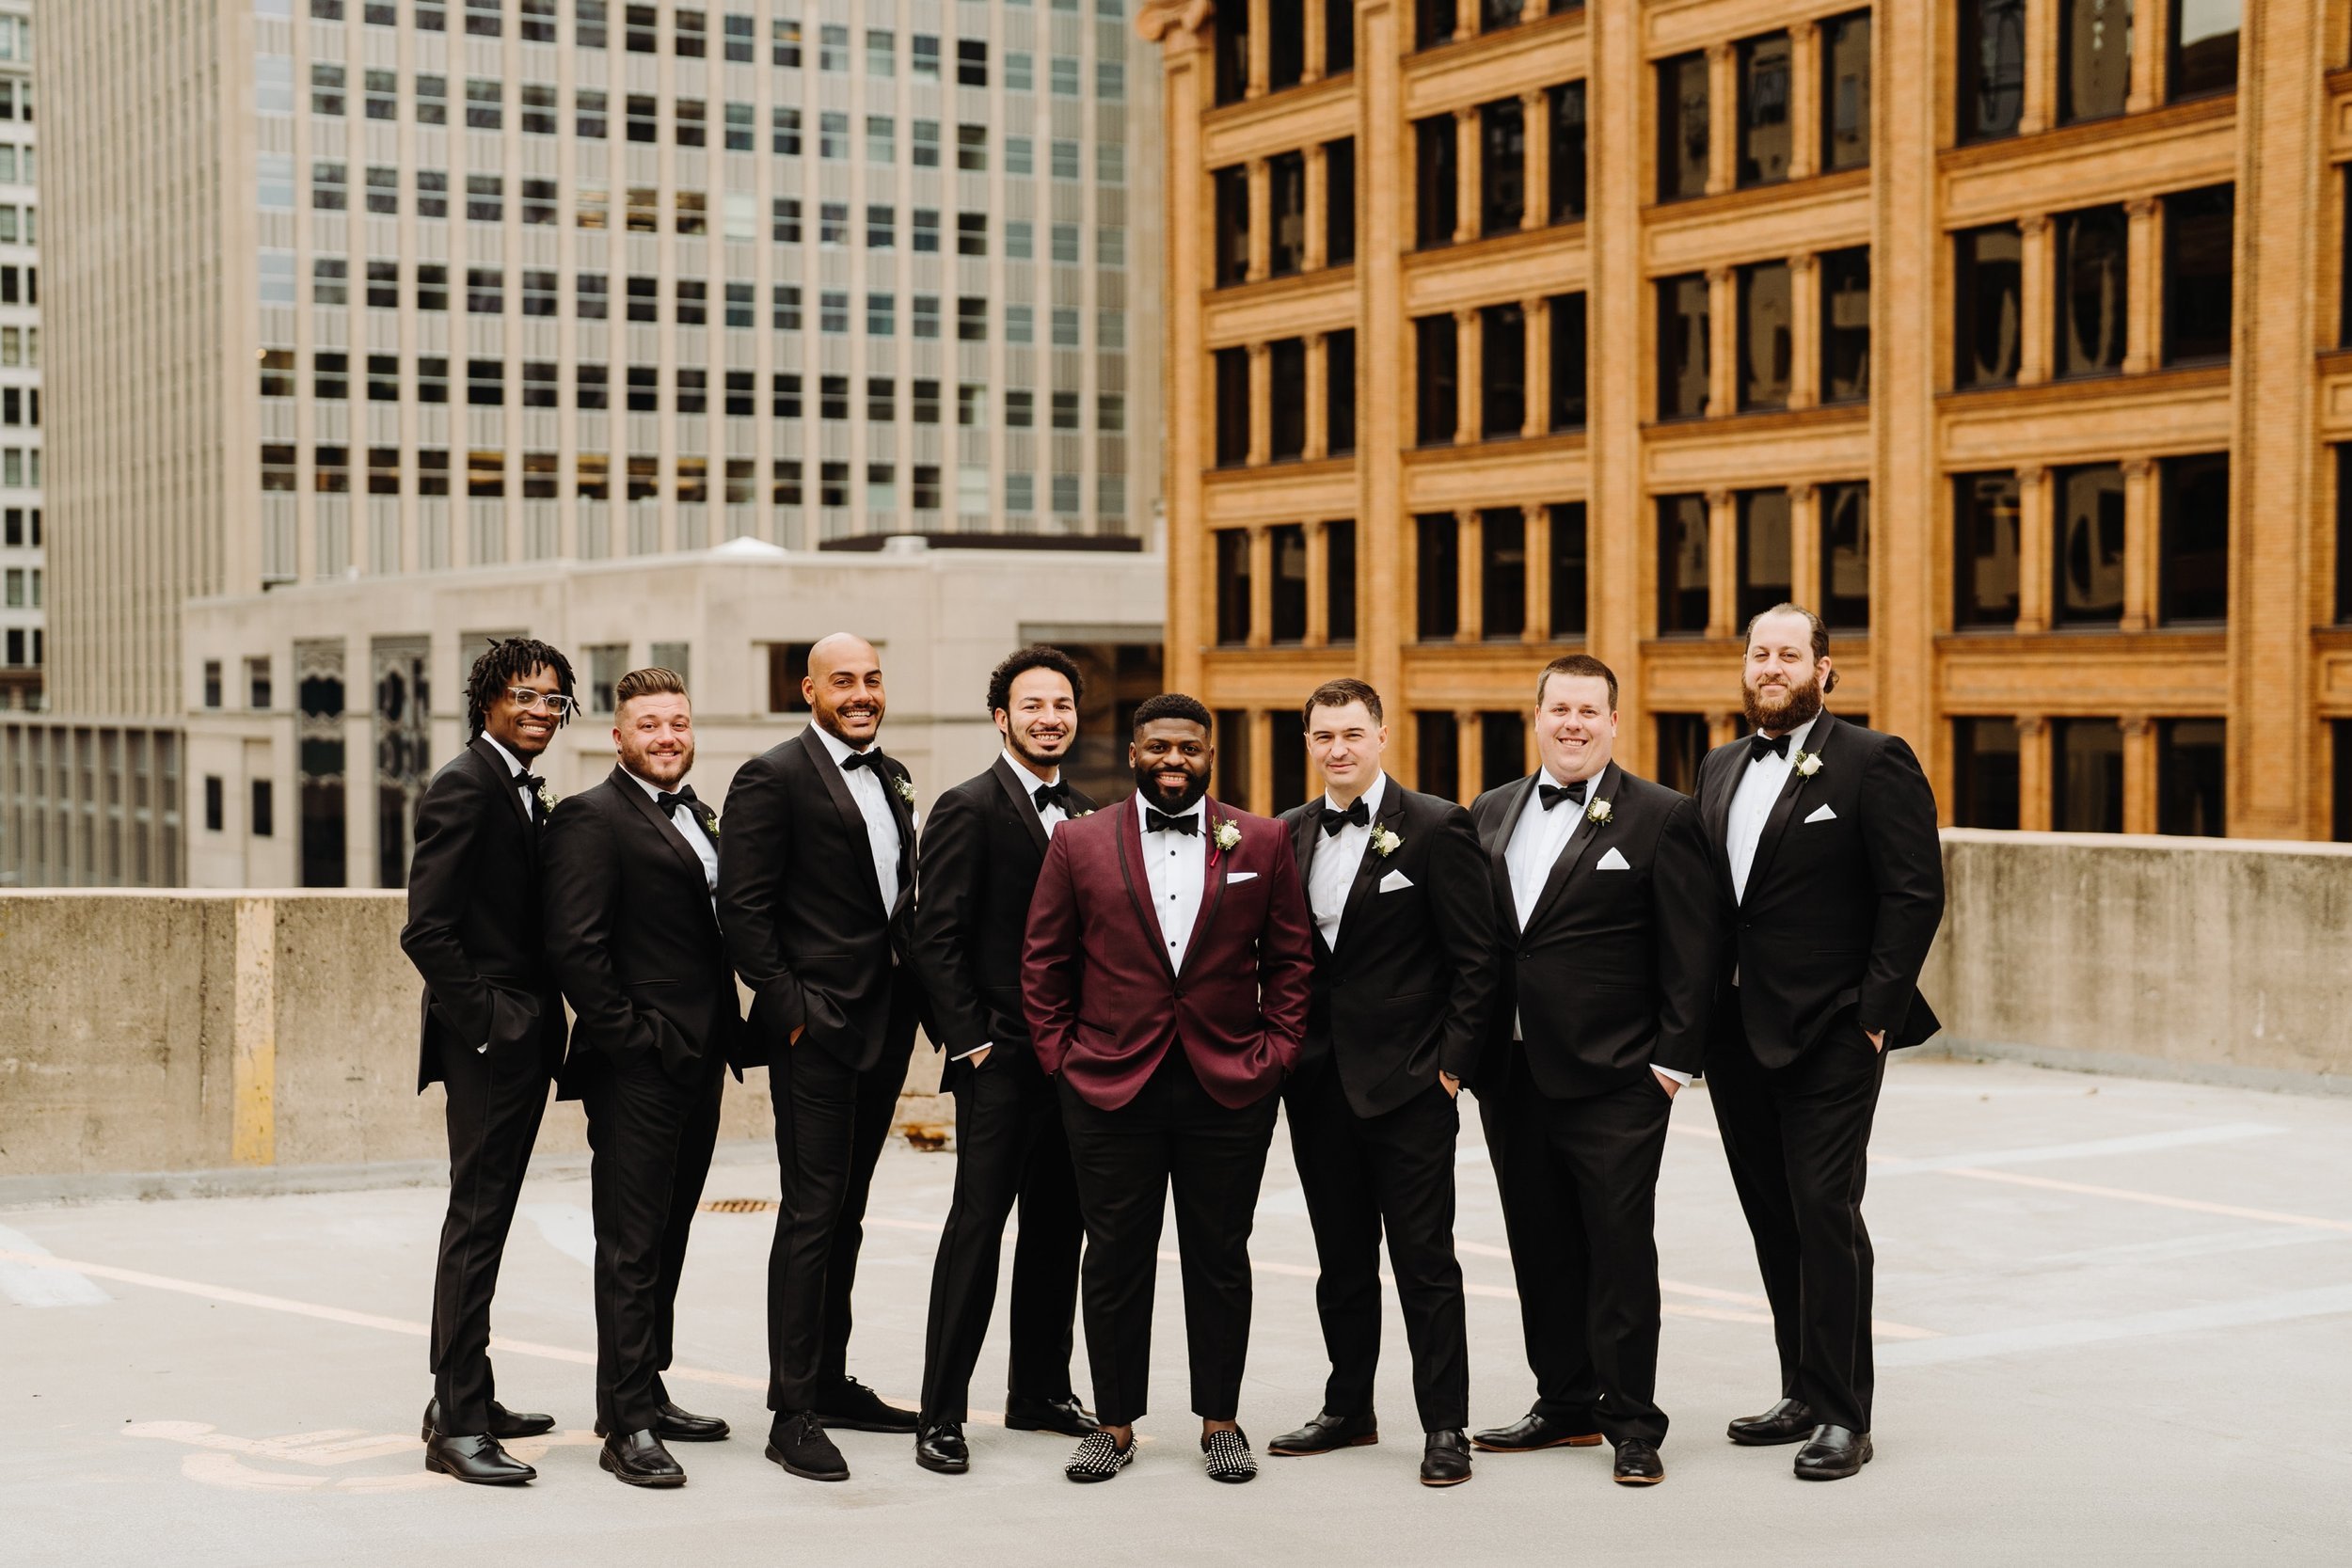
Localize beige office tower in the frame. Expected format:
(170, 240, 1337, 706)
(0, 0, 37, 718)
(1145, 1, 2352, 842)
(8, 0, 1165, 886)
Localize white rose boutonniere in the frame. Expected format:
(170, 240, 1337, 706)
(534, 780, 561, 816)
(893, 774, 917, 806)
(1585, 797, 1613, 826)
(1370, 825, 1403, 859)
(1213, 818, 1242, 853)
(1795, 751, 1823, 778)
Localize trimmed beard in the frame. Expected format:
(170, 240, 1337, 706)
(1005, 725, 1072, 772)
(1133, 762, 1210, 815)
(1743, 672, 1824, 735)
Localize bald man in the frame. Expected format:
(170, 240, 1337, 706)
(720, 634, 930, 1482)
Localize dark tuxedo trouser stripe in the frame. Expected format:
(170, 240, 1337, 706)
(766, 1031, 914, 1414)
(1480, 1064, 1674, 1448)
(429, 1037, 552, 1433)
(917, 1052, 1083, 1422)
(1707, 1007, 1886, 1434)
(580, 1050, 726, 1433)
(1283, 1066, 1470, 1432)
(1057, 1051, 1279, 1427)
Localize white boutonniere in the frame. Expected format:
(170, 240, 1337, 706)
(1795, 751, 1823, 778)
(702, 811, 721, 837)
(1212, 818, 1242, 852)
(1370, 825, 1403, 858)
(892, 774, 916, 806)
(1585, 797, 1612, 825)
(535, 780, 561, 815)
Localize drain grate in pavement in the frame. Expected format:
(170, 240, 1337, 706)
(699, 1198, 778, 1213)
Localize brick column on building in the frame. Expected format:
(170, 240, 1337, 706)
(1139, 3, 1213, 692)
(1873, 0, 1939, 759)
(1247, 156, 1273, 279)
(1455, 307, 1483, 444)
(1706, 488, 1738, 641)
(1521, 87, 1550, 232)
(1247, 524, 1274, 649)
(1362, 1, 1406, 707)
(1788, 252, 1820, 409)
(1454, 105, 1480, 245)
(1304, 330, 1330, 459)
(2127, 0, 2162, 110)
(1306, 518, 1330, 646)
(1588, 0, 1645, 764)
(1707, 266, 1737, 420)
(2018, 214, 2052, 386)
(1302, 0, 1326, 86)
(1706, 43, 1736, 195)
(1454, 707, 1481, 806)
(2017, 715, 2053, 831)
(1788, 20, 1820, 182)
(2016, 465, 2053, 634)
(1454, 0, 1479, 42)
(2019, 0, 2055, 135)
(2120, 456, 2153, 632)
(1788, 483, 1820, 618)
(1246, 0, 1271, 99)
(1522, 294, 1549, 439)
(2121, 715, 2157, 835)
(1304, 143, 1328, 270)
(2122, 197, 2159, 374)
(1523, 501, 1549, 643)
(1247, 341, 1274, 466)
(1456, 507, 1483, 643)
(1249, 708, 1275, 814)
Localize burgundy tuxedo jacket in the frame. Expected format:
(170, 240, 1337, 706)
(1022, 793, 1315, 1112)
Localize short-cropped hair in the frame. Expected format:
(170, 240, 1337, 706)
(1132, 692, 1215, 736)
(1536, 653, 1618, 711)
(614, 666, 689, 708)
(1300, 678, 1384, 732)
(984, 644, 1085, 716)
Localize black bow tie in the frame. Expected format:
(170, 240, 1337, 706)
(655, 784, 700, 816)
(1146, 808, 1199, 836)
(1749, 733, 1791, 763)
(1033, 781, 1073, 815)
(1319, 798, 1370, 836)
(515, 773, 545, 794)
(1538, 778, 1589, 812)
(838, 748, 884, 774)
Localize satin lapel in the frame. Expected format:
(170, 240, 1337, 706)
(802, 728, 889, 911)
(1332, 783, 1405, 949)
(1113, 794, 1180, 981)
(882, 760, 916, 901)
(1523, 763, 1615, 936)
(1289, 802, 1318, 900)
(992, 754, 1053, 859)
(1700, 744, 1740, 899)
(1742, 711, 1836, 904)
(1180, 800, 1232, 978)
(470, 736, 538, 854)
(612, 768, 719, 930)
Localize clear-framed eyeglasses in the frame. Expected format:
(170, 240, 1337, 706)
(507, 688, 576, 717)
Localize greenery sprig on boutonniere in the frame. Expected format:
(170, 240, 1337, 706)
(1371, 825, 1403, 858)
(893, 774, 917, 805)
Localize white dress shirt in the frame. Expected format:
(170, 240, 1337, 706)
(808, 722, 906, 911)
(624, 768, 719, 911)
(1008, 751, 1069, 839)
(1138, 793, 1209, 970)
(1726, 713, 1820, 904)
(1308, 771, 1386, 950)
(482, 734, 537, 821)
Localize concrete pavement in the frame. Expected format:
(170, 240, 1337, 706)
(4, 1055, 2349, 1566)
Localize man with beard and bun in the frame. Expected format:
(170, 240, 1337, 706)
(402, 638, 576, 1485)
(910, 646, 1100, 1475)
(1467, 655, 1718, 1489)
(1023, 696, 1314, 1486)
(1266, 679, 1496, 1488)
(719, 632, 927, 1483)
(541, 667, 741, 1487)
(1695, 605, 1943, 1482)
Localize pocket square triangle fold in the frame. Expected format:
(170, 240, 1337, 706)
(1227, 870, 1259, 882)
(1804, 803, 1837, 823)
(1378, 868, 1413, 892)
(1595, 847, 1631, 870)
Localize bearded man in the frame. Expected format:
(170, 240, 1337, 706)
(1692, 605, 1944, 1483)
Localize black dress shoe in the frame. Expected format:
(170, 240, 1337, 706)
(766, 1412, 850, 1482)
(596, 1402, 731, 1443)
(1420, 1430, 1471, 1487)
(1469, 1411, 1605, 1452)
(600, 1429, 686, 1488)
(914, 1421, 970, 1475)
(420, 1397, 556, 1443)
(423, 1432, 536, 1485)
(1004, 1394, 1099, 1437)
(1793, 1425, 1872, 1481)
(813, 1376, 919, 1434)
(1726, 1397, 1817, 1447)
(1613, 1440, 1665, 1486)
(1269, 1409, 1378, 1456)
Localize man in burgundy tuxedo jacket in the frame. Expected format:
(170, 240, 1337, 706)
(1023, 694, 1315, 1487)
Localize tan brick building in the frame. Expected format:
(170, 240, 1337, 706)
(1141, 0, 2349, 840)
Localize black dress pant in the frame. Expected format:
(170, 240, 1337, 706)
(580, 1048, 726, 1433)
(1480, 1053, 1675, 1448)
(917, 1048, 1083, 1423)
(1058, 1047, 1279, 1427)
(429, 1023, 553, 1434)
(766, 1022, 915, 1415)
(1706, 1006, 1887, 1434)
(1283, 1063, 1469, 1432)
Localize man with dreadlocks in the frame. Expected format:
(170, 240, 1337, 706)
(401, 636, 579, 1485)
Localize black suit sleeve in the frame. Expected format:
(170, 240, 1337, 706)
(1427, 803, 1500, 1084)
(399, 769, 496, 1047)
(1855, 736, 1946, 1035)
(717, 753, 808, 1042)
(540, 797, 643, 1059)
(1649, 794, 1722, 1077)
(911, 784, 989, 1054)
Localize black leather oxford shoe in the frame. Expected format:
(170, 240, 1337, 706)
(1793, 1425, 1873, 1481)
(596, 1402, 730, 1443)
(600, 1429, 686, 1488)
(1004, 1395, 1098, 1437)
(423, 1432, 536, 1485)
(1470, 1411, 1604, 1453)
(1268, 1408, 1378, 1456)
(1726, 1398, 1817, 1447)
(1613, 1440, 1665, 1486)
(1420, 1430, 1471, 1487)
(814, 1376, 919, 1434)
(915, 1421, 970, 1475)
(421, 1397, 555, 1443)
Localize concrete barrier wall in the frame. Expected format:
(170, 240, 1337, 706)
(2, 831, 2345, 1180)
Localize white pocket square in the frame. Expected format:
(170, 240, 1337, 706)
(1378, 869, 1414, 892)
(1595, 847, 1631, 871)
(1804, 803, 1837, 824)
(1227, 870, 1258, 882)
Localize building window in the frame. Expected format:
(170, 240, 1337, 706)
(1548, 293, 1588, 431)
(1482, 304, 1526, 438)
(1266, 1, 1305, 91)
(1737, 32, 1792, 188)
(1327, 137, 1357, 263)
(1271, 710, 1308, 814)
(1958, 0, 2026, 142)
(1270, 524, 1309, 644)
(252, 779, 276, 838)
(1214, 347, 1251, 467)
(1657, 52, 1709, 202)
(1482, 508, 1526, 641)
(1737, 489, 1793, 624)
(204, 775, 226, 832)
(1415, 315, 1458, 446)
(1954, 223, 2024, 388)
(1416, 514, 1459, 641)
(2338, 446, 2352, 623)
(1550, 502, 1588, 637)
(2053, 718, 2124, 832)
(1657, 273, 1710, 420)
(1950, 717, 2023, 828)
(1653, 714, 1709, 795)
(1213, 166, 1249, 287)
(1414, 116, 1456, 247)
(2058, 0, 2132, 124)
(2162, 184, 2234, 365)
(1325, 0, 1356, 74)
(1816, 246, 1871, 404)
(2054, 463, 2127, 626)
(2158, 453, 2229, 624)
(2335, 722, 2352, 841)
(1820, 481, 1871, 630)
(1327, 329, 1359, 455)
(1481, 97, 1525, 235)
(1216, 710, 1253, 808)
(1955, 471, 2021, 627)
(2168, 0, 2238, 103)
(1736, 261, 1792, 412)
(1214, 530, 1250, 645)
(2056, 204, 2128, 378)
(1820, 11, 1870, 171)
(1327, 519, 1359, 643)
(1215, 3, 1249, 103)
(1269, 152, 1307, 277)
(1550, 83, 1587, 221)
(1480, 713, 1525, 794)
(2156, 718, 2226, 835)
(1269, 339, 1308, 461)
(1657, 494, 1710, 637)
(1416, 712, 1459, 802)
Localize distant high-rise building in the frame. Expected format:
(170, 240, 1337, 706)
(0, 0, 38, 716)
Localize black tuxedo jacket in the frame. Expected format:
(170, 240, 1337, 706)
(399, 735, 566, 1092)
(1694, 709, 1945, 1068)
(718, 726, 923, 1074)
(1470, 763, 1720, 1100)
(1277, 780, 1497, 1119)
(540, 766, 745, 1098)
(913, 755, 1098, 1070)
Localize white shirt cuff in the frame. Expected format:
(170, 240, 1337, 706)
(951, 1042, 993, 1061)
(1652, 1064, 1692, 1086)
